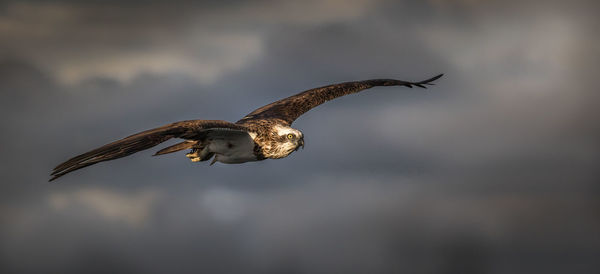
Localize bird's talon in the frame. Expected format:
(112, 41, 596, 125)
(186, 150, 200, 158)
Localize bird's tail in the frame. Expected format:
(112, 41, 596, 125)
(153, 140, 198, 156)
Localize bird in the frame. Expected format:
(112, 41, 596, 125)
(50, 74, 443, 181)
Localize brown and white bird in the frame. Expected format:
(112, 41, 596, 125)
(50, 74, 443, 181)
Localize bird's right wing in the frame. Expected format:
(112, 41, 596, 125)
(50, 120, 247, 181)
(237, 74, 443, 125)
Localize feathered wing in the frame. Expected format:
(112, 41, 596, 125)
(237, 74, 443, 125)
(50, 120, 247, 181)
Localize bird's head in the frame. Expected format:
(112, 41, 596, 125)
(267, 125, 304, 158)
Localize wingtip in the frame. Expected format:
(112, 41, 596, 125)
(426, 73, 444, 82)
(414, 73, 444, 88)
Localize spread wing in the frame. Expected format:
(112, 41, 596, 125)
(237, 74, 443, 125)
(50, 120, 247, 181)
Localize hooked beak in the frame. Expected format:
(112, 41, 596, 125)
(296, 138, 304, 151)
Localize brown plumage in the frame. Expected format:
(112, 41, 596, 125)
(237, 74, 443, 125)
(50, 74, 443, 181)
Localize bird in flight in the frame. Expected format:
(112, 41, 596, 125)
(50, 74, 443, 181)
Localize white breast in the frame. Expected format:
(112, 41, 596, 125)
(206, 130, 258, 164)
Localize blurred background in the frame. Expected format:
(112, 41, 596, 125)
(1, 0, 599, 273)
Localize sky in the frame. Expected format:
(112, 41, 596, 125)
(1, 0, 599, 273)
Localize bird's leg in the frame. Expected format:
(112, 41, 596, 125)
(186, 148, 202, 162)
(186, 146, 214, 163)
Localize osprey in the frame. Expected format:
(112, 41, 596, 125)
(50, 74, 443, 181)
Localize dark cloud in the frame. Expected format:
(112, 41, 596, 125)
(1, 0, 599, 273)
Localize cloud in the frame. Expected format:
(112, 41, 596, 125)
(0, 0, 379, 85)
(1, 0, 599, 273)
(47, 187, 163, 227)
(54, 33, 263, 85)
(200, 187, 247, 224)
(2, 179, 596, 274)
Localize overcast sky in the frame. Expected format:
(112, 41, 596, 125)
(1, 0, 599, 273)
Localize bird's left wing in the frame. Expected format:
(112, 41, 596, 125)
(237, 74, 443, 125)
(50, 120, 246, 181)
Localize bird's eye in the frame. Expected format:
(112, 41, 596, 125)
(287, 134, 294, 139)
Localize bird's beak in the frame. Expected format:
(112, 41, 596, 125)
(295, 138, 304, 151)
